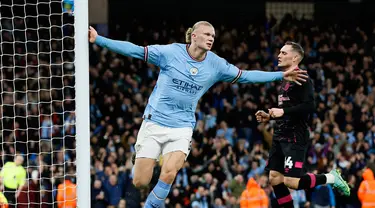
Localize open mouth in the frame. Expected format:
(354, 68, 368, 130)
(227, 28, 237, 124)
(207, 43, 212, 47)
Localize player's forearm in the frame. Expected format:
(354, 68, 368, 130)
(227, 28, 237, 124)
(94, 36, 144, 60)
(283, 101, 315, 115)
(237, 70, 283, 83)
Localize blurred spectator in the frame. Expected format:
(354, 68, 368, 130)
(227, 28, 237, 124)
(311, 184, 336, 208)
(118, 199, 127, 208)
(102, 174, 125, 206)
(191, 201, 201, 208)
(191, 186, 210, 208)
(91, 180, 108, 208)
(56, 176, 77, 208)
(239, 177, 268, 208)
(290, 189, 307, 208)
(17, 170, 40, 208)
(230, 175, 246, 200)
(358, 167, 375, 208)
(213, 198, 226, 208)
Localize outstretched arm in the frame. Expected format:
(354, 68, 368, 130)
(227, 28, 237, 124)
(89, 26, 144, 61)
(89, 26, 169, 67)
(219, 63, 284, 84)
(236, 70, 284, 83)
(216, 57, 307, 84)
(95, 36, 145, 60)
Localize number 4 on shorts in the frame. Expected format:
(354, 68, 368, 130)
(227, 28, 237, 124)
(284, 156, 293, 169)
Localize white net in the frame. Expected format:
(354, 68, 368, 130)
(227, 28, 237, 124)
(0, 0, 77, 207)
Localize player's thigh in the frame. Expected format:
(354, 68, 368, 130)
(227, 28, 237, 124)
(266, 140, 285, 183)
(133, 121, 162, 185)
(134, 121, 162, 160)
(161, 127, 193, 173)
(281, 141, 308, 178)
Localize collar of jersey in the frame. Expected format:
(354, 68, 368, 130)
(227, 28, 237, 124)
(186, 44, 207, 62)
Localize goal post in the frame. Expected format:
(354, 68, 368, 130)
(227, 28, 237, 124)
(74, 0, 91, 207)
(0, 0, 90, 207)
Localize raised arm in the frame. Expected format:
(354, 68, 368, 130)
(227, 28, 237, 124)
(89, 26, 145, 60)
(215, 57, 307, 85)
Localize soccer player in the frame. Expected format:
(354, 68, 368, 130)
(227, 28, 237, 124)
(255, 41, 350, 208)
(88, 21, 308, 208)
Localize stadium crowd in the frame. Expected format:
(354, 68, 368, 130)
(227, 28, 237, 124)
(86, 14, 375, 208)
(0, 5, 375, 208)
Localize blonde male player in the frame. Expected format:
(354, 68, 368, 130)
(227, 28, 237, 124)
(89, 21, 308, 208)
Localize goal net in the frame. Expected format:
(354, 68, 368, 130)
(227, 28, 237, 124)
(0, 0, 89, 207)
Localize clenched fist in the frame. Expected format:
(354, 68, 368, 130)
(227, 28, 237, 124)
(255, 110, 270, 123)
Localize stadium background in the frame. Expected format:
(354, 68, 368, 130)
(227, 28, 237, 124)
(1, 0, 375, 207)
(88, 0, 375, 207)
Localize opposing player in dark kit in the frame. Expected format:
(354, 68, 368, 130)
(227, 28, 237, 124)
(256, 41, 350, 208)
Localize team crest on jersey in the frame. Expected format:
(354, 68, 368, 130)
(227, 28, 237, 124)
(190, 67, 198, 75)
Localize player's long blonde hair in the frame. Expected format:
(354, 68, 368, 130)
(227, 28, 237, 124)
(185, 21, 213, 44)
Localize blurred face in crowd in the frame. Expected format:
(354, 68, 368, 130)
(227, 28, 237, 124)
(208, 163, 215, 172)
(197, 186, 205, 195)
(172, 188, 179, 197)
(118, 199, 126, 208)
(192, 24, 215, 51)
(94, 180, 102, 189)
(235, 174, 243, 184)
(214, 198, 223, 205)
(105, 166, 112, 176)
(258, 175, 269, 187)
(277, 44, 301, 68)
(229, 196, 237, 204)
(109, 174, 117, 185)
(204, 173, 213, 184)
(251, 161, 259, 170)
(15, 155, 24, 166)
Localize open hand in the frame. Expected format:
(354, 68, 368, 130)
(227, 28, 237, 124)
(89, 26, 98, 43)
(283, 68, 308, 85)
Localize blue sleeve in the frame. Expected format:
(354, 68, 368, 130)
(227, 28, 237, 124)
(145, 45, 170, 67)
(215, 57, 283, 83)
(259, 158, 267, 169)
(328, 185, 336, 206)
(95, 35, 145, 60)
(95, 36, 170, 67)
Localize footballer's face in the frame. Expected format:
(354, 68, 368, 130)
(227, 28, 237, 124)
(277, 45, 299, 68)
(192, 25, 215, 51)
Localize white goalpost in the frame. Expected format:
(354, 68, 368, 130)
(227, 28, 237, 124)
(0, 0, 90, 207)
(74, 0, 91, 207)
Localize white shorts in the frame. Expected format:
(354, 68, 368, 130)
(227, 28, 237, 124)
(134, 120, 193, 160)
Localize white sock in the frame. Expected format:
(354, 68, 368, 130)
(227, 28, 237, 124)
(325, 173, 335, 184)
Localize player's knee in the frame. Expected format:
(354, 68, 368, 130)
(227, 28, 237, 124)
(160, 152, 186, 183)
(160, 161, 182, 183)
(269, 171, 284, 186)
(160, 169, 177, 184)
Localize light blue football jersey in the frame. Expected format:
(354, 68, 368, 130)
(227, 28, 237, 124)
(95, 37, 284, 128)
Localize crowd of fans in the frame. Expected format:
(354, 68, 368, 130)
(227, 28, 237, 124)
(1, 2, 375, 207)
(87, 13, 375, 208)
